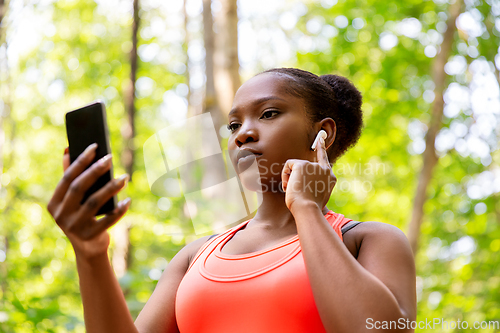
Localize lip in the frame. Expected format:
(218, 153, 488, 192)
(235, 149, 262, 173)
(236, 148, 262, 164)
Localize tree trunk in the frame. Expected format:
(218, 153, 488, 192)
(214, 0, 240, 117)
(203, 0, 230, 140)
(121, 0, 139, 178)
(112, 0, 139, 278)
(407, 0, 463, 255)
(186, 0, 236, 235)
(202, 0, 219, 120)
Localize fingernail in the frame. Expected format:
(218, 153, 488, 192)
(119, 198, 131, 210)
(113, 197, 130, 214)
(98, 154, 112, 166)
(64, 147, 69, 155)
(85, 143, 98, 154)
(115, 174, 129, 185)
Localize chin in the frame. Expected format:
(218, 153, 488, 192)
(237, 159, 263, 192)
(241, 174, 283, 194)
(235, 157, 282, 193)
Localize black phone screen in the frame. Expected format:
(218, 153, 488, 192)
(65, 101, 116, 216)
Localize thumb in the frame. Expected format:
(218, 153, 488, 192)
(63, 147, 70, 171)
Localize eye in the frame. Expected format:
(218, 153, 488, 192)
(227, 110, 278, 133)
(227, 123, 240, 133)
(261, 110, 279, 119)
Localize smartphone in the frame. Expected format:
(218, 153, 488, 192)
(65, 101, 117, 216)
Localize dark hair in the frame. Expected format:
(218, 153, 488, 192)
(259, 68, 363, 163)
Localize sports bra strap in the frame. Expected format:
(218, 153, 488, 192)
(206, 222, 362, 242)
(207, 233, 219, 241)
(341, 221, 362, 236)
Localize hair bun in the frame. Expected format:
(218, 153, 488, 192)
(320, 74, 363, 159)
(320, 75, 362, 111)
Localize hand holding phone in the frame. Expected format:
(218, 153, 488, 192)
(66, 101, 117, 215)
(46, 101, 131, 255)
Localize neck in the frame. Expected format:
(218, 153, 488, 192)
(249, 190, 330, 230)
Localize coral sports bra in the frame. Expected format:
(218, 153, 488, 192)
(175, 210, 354, 333)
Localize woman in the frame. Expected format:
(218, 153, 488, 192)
(47, 68, 416, 332)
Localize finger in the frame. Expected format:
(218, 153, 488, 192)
(80, 174, 129, 217)
(50, 143, 98, 208)
(61, 153, 113, 209)
(281, 159, 298, 192)
(79, 198, 131, 240)
(63, 147, 70, 171)
(331, 171, 338, 189)
(316, 137, 330, 168)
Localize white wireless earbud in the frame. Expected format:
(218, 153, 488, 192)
(311, 130, 327, 151)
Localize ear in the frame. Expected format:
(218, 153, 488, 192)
(317, 118, 336, 151)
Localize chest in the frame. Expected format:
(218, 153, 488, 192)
(220, 226, 299, 256)
(176, 240, 327, 333)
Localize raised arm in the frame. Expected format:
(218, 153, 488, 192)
(294, 203, 416, 333)
(47, 144, 212, 333)
(283, 136, 416, 332)
(47, 144, 137, 333)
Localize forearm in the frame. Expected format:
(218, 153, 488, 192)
(293, 203, 410, 333)
(75, 252, 138, 333)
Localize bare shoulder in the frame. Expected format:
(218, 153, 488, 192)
(342, 221, 411, 258)
(343, 221, 416, 320)
(344, 220, 408, 238)
(360, 222, 412, 254)
(184, 235, 216, 266)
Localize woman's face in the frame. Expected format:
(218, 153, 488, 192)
(227, 73, 317, 192)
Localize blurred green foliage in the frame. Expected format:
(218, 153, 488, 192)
(0, 0, 499, 332)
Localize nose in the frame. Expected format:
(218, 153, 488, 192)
(234, 122, 258, 147)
